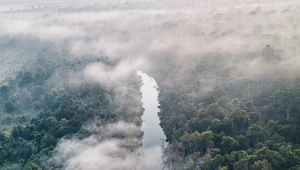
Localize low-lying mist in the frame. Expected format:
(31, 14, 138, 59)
(1, 0, 300, 169)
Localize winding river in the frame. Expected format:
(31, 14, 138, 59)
(137, 71, 166, 170)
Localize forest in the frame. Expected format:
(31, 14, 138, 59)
(1, 0, 300, 170)
(0, 52, 143, 169)
(154, 45, 300, 170)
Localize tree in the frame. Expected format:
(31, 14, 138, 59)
(261, 45, 280, 62)
(211, 154, 225, 169)
(279, 144, 300, 167)
(272, 88, 300, 121)
(229, 107, 249, 133)
(4, 100, 16, 113)
(256, 147, 286, 168)
(40, 135, 57, 148)
(0, 143, 9, 165)
(35, 66, 47, 81)
(206, 103, 225, 120)
(221, 136, 238, 154)
(252, 160, 272, 170)
(219, 166, 228, 170)
(20, 71, 33, 86)
(25, 162, 42, 170)
(180, 131, 202, 155)
(241, 79, 255, 98)
(233, 158, 248, 170)
(264, 120, 278, 140)
(0, 85, 9, 100)
(246, 124, 264, 146)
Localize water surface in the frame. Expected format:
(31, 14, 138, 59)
(137, 71, 166, 170)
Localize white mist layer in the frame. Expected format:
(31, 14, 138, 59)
(51, 121, 141, 170)
(137, 71, 165, 170)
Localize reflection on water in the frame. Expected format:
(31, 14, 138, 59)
(137, 71, 166, 170)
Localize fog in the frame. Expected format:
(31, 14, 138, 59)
(51, 121, 141, 170)
(1, 0, 300, 169)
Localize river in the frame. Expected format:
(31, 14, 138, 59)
(137, 71, 166, 170)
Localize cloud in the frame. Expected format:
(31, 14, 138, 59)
(84, 58, 146, 85)
(2, 1, 300, 170)
(51, 121, 142, 170)
(137, 146, 164, 170)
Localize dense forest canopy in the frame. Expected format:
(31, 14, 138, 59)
(0, 0, 300, 169)
(0, 49, 144, 169)
(153, 52, 300, 169)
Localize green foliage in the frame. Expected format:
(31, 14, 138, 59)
(4, 100, 16, 113)
(252, 160, 272, 170)
(24, 162, 42, 170)
(0, 56, 143, 169)
(157, 56, 300, 170)
(221, 136, 238, 154)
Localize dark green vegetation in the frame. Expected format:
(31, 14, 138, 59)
(0, 54, 143, 169)
(155, 46, 300, 170)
